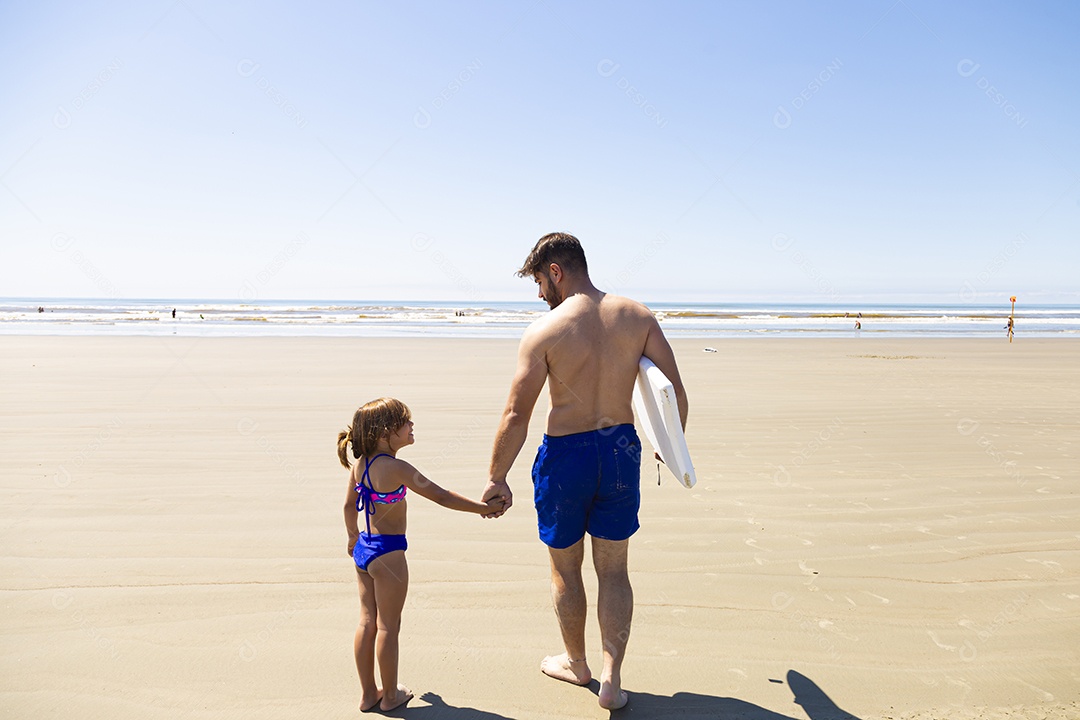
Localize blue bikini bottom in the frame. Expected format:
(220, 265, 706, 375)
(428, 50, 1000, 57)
(352, 533, 407, 572)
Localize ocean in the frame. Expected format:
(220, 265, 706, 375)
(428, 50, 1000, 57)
(2, 298, 1077, 339)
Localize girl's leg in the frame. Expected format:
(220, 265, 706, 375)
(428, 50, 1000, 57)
(368, 550, 413, 711)
(355, 568, 381, 711)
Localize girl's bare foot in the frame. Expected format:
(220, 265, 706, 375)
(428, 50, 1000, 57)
(598, 681, 628, 710)
(379, 684, 413, 712)
(359, 690, 382, 712)
(540, 653, 591, 685)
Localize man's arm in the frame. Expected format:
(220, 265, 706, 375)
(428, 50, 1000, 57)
(642, 317, 688, 430)
(481, 325, 548, 517)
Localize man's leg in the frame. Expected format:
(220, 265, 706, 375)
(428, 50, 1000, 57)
(541, 539, 592, 685)
(592, 536, 632, 710)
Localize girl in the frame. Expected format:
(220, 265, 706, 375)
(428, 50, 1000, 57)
(337, 397, 499, 712)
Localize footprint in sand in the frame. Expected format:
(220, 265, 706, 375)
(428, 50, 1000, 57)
(1026, 558, 1063, 573)
(926, 630, 956, 651)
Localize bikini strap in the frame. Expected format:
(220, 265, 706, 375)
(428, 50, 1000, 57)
(356, 453, 396, 534)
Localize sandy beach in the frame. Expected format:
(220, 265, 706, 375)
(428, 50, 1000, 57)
(1, 335, 1077, 720)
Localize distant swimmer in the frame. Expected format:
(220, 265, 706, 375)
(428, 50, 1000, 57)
(172, 308, 176, 319)
(855, 320, 861, 330)
(1008, 296, 1016, 343)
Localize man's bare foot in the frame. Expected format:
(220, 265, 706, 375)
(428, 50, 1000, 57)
(540, 653, 591, 686)
(359, 690, 382, 712)
(598, 681, 628, 710)
(379, 684, 413, 712)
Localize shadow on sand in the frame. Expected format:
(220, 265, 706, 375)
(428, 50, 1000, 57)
(385, 670, 860, 719)
(611, 670, 863, 720)
(384, 691, 515, 719)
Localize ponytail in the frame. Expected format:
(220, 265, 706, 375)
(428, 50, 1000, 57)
(337, 428, 353, 469)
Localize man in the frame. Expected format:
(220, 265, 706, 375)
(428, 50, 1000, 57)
(482, 232, 687, 710)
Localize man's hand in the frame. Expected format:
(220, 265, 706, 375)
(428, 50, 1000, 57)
(483, 496, 507, 516)
(481, 479, 513, 519)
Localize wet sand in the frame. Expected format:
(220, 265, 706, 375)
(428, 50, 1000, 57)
(1, 336, 1077, 719)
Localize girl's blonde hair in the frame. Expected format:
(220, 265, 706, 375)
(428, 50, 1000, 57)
(337, 397, 412, 469)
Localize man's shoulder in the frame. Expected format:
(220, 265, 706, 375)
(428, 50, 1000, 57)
(520, 310, 562, 349)
(602, 293, 657, 324)
(606, 292, 650, 311)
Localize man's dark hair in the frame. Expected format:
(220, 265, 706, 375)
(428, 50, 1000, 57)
(516, 232, 589, 278)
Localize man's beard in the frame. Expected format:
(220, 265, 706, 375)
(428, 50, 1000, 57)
(545, 285, 563, 309)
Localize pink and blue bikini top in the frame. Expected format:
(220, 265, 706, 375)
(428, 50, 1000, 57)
(355, 453, 407, 533)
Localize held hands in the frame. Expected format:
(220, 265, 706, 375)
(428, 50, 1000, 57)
(483, 495, 508, 517)
(481, 479, 513, 519)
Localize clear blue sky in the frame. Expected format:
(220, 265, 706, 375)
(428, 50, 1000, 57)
(2, 1, 1077, 303)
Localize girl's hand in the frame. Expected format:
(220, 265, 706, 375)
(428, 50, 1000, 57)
(347, 534, 358, 557)
(482, 496, 506, 516)
(481, 479, 512, 518)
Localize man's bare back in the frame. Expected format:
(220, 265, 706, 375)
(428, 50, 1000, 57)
(523, 290, 656, 436)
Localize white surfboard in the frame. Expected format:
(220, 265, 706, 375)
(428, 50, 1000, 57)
(632, 357, 696, 488)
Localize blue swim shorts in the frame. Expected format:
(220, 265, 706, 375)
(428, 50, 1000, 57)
(353, 533, 407, 572)
(531, 424, 642, 549)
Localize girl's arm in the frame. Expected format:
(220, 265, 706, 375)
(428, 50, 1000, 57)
(343, 470, 360, 555)
(399, 462, 500, 515)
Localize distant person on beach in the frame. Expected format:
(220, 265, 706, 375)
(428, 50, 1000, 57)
(1006, 316, 1014, 341)
(172, 308, 176, 319)
(481, 232, 687, 710)
(338, 398, 501, 712)
(855, 320, 861, 330)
